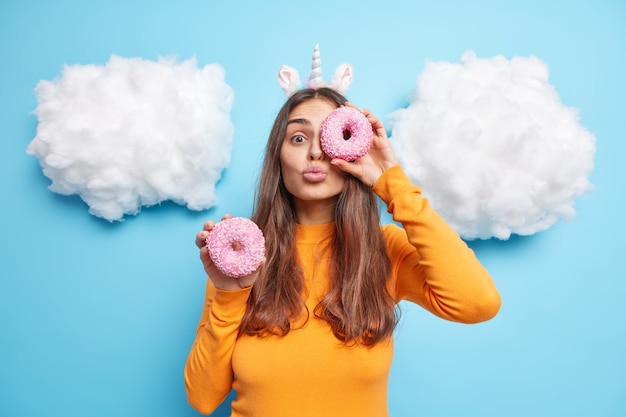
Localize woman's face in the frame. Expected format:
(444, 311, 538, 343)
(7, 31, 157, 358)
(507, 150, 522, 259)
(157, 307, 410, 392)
(280, 98, 347, 212)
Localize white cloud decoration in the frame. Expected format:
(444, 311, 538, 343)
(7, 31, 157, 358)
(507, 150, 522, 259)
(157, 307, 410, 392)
(390, 51, 596, 240)
(27, 55, 234, 221)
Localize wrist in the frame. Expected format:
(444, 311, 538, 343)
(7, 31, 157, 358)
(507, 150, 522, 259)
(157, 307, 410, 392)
(234, 277, 253, 289)
(212, 278, 253, 291)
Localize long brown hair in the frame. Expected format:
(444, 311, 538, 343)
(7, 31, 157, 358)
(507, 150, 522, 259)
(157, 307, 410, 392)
(242, 88, 398, 346)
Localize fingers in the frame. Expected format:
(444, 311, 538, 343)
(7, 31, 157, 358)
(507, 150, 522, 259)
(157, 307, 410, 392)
(195, 229, 209, 249)
(330, 155, 355, 170)
(196, 214, 233, 248)
(345, 102, 387, 140)
(199, 243, 212, 265)
(196, 221, 213, 248)
(332, 155, 384, 188)
(363, 110, 387, 141)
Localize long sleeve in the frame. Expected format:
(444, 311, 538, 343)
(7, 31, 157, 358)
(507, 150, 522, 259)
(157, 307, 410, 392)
(373, 165, 501, 323)
(184, 279, 251, 414)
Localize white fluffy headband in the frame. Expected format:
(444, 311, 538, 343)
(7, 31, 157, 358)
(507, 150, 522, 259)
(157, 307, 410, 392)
(278, 44, 353, 96)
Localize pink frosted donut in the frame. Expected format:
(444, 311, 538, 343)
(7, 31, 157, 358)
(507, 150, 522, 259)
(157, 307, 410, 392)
(205, 217, 265, 278)
(320, 106, 373, 161)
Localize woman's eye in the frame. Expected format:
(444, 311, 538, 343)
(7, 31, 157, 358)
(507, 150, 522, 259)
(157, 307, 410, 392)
(291, 135, 306, 143)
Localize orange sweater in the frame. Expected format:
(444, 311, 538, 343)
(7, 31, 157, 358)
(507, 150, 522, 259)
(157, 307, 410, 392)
(184, 165, 500, 416)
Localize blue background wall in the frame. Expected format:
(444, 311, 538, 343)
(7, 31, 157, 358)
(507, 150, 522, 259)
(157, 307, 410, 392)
(1, 0, 624, 416)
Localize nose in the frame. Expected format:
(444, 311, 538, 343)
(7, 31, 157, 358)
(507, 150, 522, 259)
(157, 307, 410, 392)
(308, 136, 324, 161)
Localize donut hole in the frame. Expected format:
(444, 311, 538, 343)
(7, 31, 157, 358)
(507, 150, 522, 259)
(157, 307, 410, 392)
(342, 129, 352, 141)
(231, 242, 242, 251)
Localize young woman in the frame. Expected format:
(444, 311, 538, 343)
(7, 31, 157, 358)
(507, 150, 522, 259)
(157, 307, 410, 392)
(184, 87, 501, 417)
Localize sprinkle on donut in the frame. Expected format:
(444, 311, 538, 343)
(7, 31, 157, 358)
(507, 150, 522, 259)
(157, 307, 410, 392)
(205, 217, 265, 278)
(320, 106, 373, 161)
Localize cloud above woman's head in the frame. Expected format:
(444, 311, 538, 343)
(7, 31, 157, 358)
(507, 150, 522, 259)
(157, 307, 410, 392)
(390, 51, 596, 240)
(27, 55, 234, 222)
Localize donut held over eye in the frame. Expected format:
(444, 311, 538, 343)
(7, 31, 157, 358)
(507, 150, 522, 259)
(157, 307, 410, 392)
(320, 106, 373, 161)
(205, 217, 265, 278)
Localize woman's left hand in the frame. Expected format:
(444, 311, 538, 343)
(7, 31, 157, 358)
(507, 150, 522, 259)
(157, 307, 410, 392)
(330, 103, 399, 187)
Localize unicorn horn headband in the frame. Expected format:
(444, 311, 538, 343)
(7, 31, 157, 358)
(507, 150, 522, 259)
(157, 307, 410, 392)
(278, 44, 353, 96)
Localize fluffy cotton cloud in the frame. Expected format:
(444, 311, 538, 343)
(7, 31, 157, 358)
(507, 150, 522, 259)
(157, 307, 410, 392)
(390, 51, 595, 240)
(27, 55, 234, 221)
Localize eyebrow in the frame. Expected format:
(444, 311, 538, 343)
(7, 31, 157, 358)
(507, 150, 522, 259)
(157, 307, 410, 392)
(286, 118, 312, 127)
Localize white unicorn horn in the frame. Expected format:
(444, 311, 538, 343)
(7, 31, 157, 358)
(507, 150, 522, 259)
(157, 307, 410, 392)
(306, 44, 324, 88)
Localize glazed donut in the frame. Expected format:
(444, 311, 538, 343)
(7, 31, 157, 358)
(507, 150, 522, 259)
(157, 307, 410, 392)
(320, 106, 373, 161)
(205, 217, 265, 278)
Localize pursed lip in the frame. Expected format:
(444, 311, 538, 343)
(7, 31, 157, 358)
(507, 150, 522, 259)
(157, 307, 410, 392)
(302, 166, 327, 183)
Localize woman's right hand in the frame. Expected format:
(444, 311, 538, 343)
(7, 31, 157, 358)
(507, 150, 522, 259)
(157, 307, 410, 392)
(195, 214, 264, 291)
